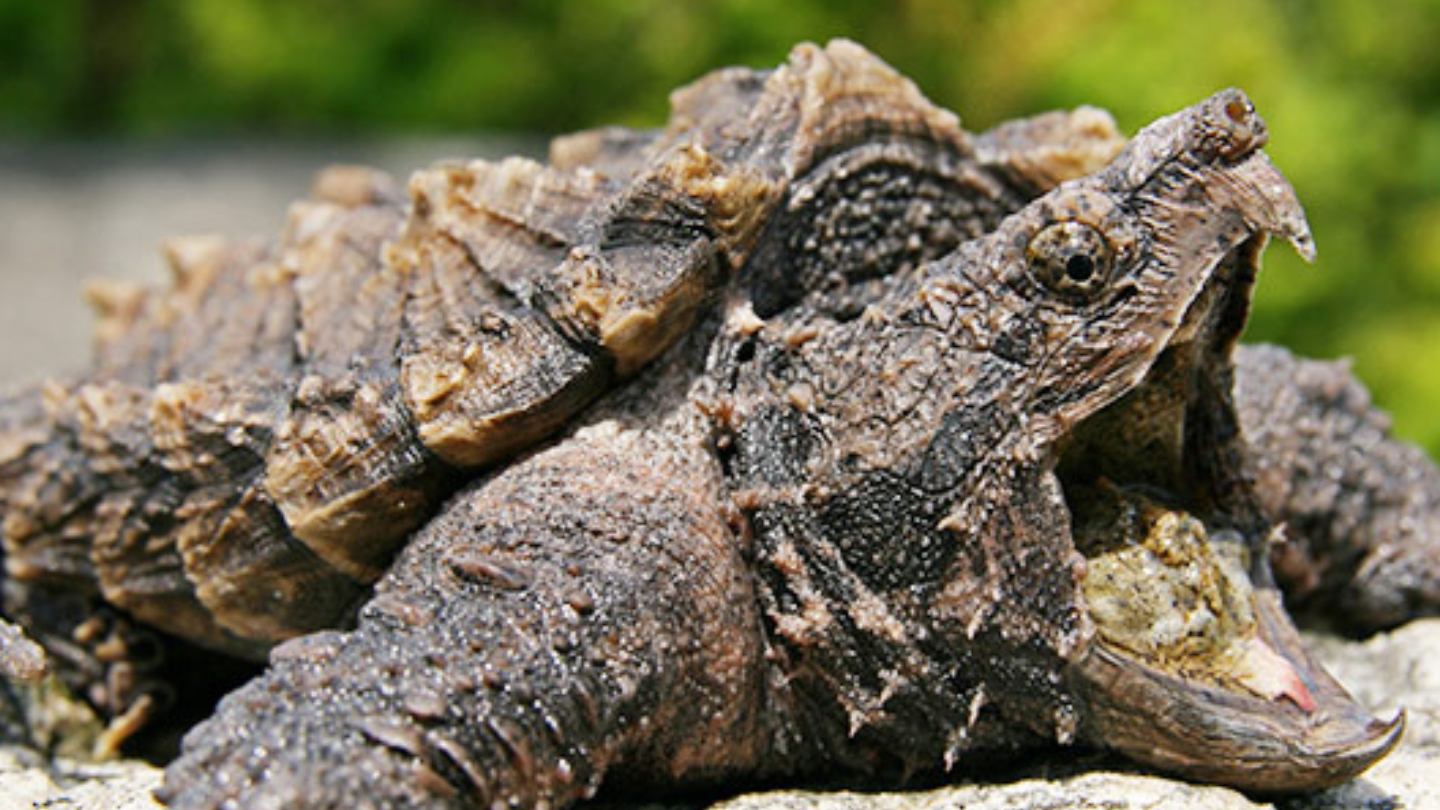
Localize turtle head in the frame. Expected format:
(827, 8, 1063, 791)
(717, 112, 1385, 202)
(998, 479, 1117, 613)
(979, 89, 1401, 791)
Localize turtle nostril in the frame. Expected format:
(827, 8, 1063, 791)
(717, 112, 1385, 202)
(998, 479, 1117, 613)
(1224, 98, 1250, 124)
(1199, 90, 1267, 161)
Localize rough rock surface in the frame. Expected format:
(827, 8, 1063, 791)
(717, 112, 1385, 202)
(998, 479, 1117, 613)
(3, 617, 1435, 810)
(0, 746, 162, 810)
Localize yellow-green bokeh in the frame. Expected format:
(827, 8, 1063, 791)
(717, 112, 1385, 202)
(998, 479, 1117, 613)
(1, 0, 1437, 454)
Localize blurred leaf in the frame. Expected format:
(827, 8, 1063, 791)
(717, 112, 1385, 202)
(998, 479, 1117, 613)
(0, 0, 1437, 455)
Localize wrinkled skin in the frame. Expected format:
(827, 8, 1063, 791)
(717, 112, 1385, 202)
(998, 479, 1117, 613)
(1, 40, 1437, 810)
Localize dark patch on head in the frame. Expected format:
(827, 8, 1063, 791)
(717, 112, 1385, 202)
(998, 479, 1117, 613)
(821, 473, 955, 592)
(912, 402, 1015, 494)
(733, 405, 821, 488)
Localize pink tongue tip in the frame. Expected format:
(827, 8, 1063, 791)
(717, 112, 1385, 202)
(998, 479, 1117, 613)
(1280, 669, 1318, 713)
(1239, 636, 1318, 713)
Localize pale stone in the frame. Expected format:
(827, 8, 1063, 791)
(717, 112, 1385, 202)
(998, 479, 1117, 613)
(0, 747, 162, 810)
(2, 618, 1436, 809)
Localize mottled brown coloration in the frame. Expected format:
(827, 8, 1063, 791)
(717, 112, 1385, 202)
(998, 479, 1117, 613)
(2, 40, 1115, 658)
(1235, 345, 1440, 632)
(0, 40, 1436, 810)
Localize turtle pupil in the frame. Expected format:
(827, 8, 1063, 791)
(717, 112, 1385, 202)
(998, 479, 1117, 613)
(1026, 220, 1113, 302)
(1066, 254, 1095, 283)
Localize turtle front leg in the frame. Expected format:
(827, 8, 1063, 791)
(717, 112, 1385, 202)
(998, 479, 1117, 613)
(160, 420, 785, 810)
(1235, 343, 1440, 633)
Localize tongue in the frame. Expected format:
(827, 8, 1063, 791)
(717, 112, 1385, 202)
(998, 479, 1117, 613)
(1233, 635, 1317, 712)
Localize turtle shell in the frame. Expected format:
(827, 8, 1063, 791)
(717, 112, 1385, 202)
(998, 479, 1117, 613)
(0, 41, 1122, 657)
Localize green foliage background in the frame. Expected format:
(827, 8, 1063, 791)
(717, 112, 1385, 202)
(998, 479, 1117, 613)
(2, 0, 1438, 455)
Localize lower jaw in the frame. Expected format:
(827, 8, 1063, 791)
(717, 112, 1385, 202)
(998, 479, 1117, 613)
(1064, 587, 1403, 792)
(1054, 369, 1404, 792)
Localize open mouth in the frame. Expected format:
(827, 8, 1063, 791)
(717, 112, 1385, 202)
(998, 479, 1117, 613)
(1055, 233, 1404, 791)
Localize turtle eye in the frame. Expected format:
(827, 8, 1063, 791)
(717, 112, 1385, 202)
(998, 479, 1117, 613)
(1027, 221, 1114, 301)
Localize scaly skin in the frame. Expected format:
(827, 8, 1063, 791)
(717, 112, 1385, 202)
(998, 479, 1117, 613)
(1237, 343, 1440, 633)
(163, 384, 791, 809)
(157, 85, 1401, 809)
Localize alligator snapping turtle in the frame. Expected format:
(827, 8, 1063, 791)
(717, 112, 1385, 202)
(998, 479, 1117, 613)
(2, 39, 1438, 809)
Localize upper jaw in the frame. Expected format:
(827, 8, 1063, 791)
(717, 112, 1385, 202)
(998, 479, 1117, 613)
(1055, 90, 1402, 791)
(1117, 88, 1316, 286)
(1106, 87, 1313, 267)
